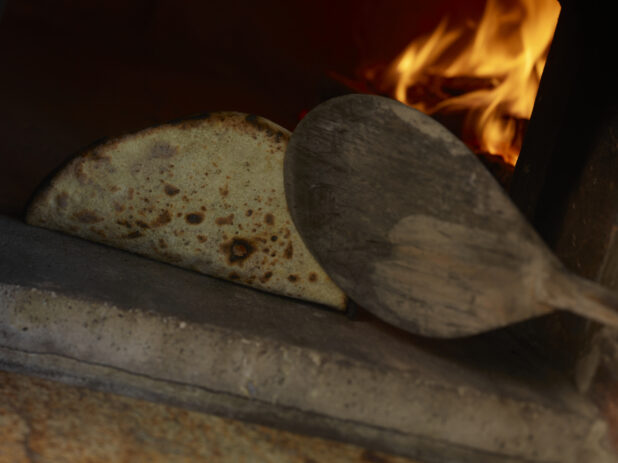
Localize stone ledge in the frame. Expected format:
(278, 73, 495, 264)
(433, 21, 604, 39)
(0, 216, 615, 462)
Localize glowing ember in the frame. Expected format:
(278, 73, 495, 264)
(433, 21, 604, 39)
(366, 0, 560, 165)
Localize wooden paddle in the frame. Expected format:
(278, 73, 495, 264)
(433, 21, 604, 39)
(284, 94, 618, 337)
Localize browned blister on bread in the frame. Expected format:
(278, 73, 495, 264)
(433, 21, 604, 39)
(27, 112, 347, 309)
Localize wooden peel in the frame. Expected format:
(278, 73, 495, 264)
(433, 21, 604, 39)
(284, 94, 618, 337)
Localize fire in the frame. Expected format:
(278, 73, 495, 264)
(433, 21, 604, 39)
(370, 0, 560, 165)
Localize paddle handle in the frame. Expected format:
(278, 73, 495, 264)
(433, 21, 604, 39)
(542, 269, 618, 328)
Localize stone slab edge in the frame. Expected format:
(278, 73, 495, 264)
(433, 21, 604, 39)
(0, 282, 614, 463)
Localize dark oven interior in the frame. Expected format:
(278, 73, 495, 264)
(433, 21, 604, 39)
(1, 0, 552, 216)
(0, 0, 485, 217)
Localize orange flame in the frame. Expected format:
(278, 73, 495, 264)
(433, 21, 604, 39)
(376, 0, 560, 165)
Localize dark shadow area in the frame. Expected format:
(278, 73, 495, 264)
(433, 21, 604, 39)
(0, 0, 485, 217)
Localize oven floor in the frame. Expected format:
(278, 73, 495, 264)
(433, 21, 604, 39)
(1, 216, 615, 463)
(0, 369, 416, 463)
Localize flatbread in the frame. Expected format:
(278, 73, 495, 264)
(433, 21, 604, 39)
(26, 112, 347, 310)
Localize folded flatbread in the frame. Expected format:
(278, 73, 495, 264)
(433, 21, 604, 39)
(26, 112, 347, 309)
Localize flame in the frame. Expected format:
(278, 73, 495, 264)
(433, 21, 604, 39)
(374, 0, 560, 165)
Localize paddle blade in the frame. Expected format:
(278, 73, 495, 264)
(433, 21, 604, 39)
(285, 94, 557, 337)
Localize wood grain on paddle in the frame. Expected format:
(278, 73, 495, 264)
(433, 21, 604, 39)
(284, 94, 618, 337)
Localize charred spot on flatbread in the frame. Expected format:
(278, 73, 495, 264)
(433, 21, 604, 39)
(74, 210, 103, 224)
(185, 213, 204, 225)
(164, 184, 180, 196)
(215, 214, 234, 226)
(152, 210, 172, 227)
(283, 242, 293, 259)
(221, 238, 255, 266)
